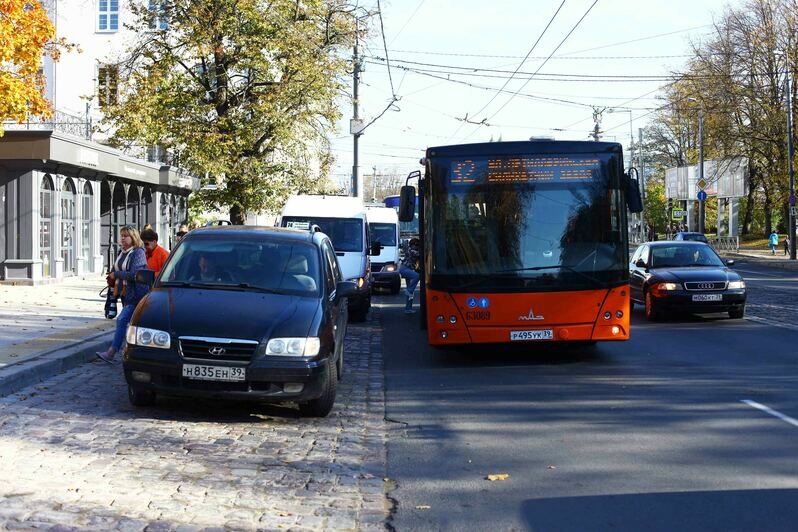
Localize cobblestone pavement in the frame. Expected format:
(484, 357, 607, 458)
(731, 261, 798, 329)
(0, 318, 390, 530)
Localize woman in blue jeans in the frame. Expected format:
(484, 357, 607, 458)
(96, 226, 149, 362)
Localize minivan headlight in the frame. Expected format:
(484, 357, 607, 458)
(381, 263, 396, 272)
(348, 277, 366, 289)
(126, 326, 171, 349)
(728, 280, 745, 289)
(266, 337, 321, 357)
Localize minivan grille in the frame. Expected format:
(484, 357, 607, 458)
(179, 337, 259, 364)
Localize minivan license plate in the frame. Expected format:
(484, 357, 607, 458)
(182, 364, 245, 382)
(510, 329, 553, 341)
(692, 294, 722, 302)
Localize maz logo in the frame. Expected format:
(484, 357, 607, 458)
(518, 308, 545, 321)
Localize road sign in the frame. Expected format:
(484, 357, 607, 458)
(672, 209, 685, 220)
(791, 206, 797, 216)
(697, 178, 707, 189)
(790, 193, 796, 207)
(697, 190, 708, 202)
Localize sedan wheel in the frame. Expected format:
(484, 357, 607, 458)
(298, 361, 337, 418)
(128, 385, 156, 407)
(645, 291, 660, 321)
(729, 306, 745, 319)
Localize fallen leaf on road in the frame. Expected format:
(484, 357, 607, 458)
(415, 505, 431, 510)
(486, 473, 509, 481)
(548, 465, 556, 470)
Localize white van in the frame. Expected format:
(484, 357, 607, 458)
(279, 195, 375, 321)
(365, 206, 401, 294)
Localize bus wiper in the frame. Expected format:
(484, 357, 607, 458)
(496, 265, 602, 285)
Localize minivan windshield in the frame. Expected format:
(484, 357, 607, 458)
(282, 217, 363, 253)
(158, 235, 320, 296)
(369, 223, 397, 247)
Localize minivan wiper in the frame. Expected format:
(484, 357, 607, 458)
(496, 264, 603, 285)
(234, 283, 289, 295)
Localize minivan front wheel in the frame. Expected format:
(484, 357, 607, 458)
(128, 385, 156, 407)
(298, 361, 337, 417)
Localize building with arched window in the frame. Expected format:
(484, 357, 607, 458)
(0, 134, 196, 284)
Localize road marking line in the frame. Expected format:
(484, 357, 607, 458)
(744, 315, 798, 332)
(741, 399, 798, 428)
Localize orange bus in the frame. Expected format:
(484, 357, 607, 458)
(399, 140, 642, 346)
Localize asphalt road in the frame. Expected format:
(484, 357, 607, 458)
(378, 265, 798, 531)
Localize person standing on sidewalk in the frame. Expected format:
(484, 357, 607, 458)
(399, 238, 420, 314)
(769, 230, 779, 255)
(141, 228, 169, 276)
(96, 226, 149, 362)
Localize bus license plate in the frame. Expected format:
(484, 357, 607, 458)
(182, 364, 245, 382)
(510, 330, 553, 341)
(692, 294, 722, 302)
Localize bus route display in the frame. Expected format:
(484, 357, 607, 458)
(450, 156, 601, 184)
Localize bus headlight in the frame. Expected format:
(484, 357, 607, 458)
(126, 326, 171, 349)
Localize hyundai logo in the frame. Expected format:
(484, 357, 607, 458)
(697, 283, 715, 290)
(208, 346, 226, 356)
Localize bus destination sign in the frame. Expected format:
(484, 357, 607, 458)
(450, 156, 601, 184)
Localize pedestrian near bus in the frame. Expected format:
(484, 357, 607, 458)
(399, 238, 421, 314)
(141, 228, 169, 276)
(96, 226, 149, 363)
(769, 230, 779, 255)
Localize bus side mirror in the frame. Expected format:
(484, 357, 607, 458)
(625, 171, 643, 213)
(399, 186, 416, 222)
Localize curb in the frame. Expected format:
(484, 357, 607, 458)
(0, 330, 114, 398)
(720, 252, 798, 271)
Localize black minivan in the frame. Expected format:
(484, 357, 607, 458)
(122, 226, 357, 417)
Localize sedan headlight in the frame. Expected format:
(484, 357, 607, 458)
(728, 280, 745, 289)
(348, 277, 366, 289)
(266, 337, 321, 357)
(657, 282, 680, 291)
(126, 326, 171, 349)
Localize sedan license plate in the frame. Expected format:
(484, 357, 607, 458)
(182, 364, 245, 382)
(692, 294, 723, 302)
(510, 329, 554, 341)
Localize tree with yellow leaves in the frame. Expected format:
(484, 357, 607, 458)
(0, 0, 60, 136)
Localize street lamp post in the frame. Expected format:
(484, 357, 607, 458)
(787, 70, 796, 259)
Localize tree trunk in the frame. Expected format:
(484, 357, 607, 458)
(764, 193, 772, 236)
(741, 166, 757, 236)
(230, 204, 246, 225)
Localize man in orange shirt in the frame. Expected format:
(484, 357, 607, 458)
(140, 229, 169, 276)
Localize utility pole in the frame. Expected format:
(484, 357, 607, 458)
(787, 69, 796, 259)
(372, 166, 377, 202)
(351, 20, 362, 198)
(698, 105, 705, 234)
(591, 107, 605, 141)
(638, 128, 645, 239)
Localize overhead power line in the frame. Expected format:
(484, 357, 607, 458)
(386, 49, 695, 60)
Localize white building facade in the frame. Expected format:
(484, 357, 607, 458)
(0, 0, 197, 284)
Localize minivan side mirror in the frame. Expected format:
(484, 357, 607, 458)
(135, 268, 155, 287)
(370, 241, 382, 256)
(399, 185, 416, 222)
(634, 259, 646, 269)
(335, 281, 358, 300)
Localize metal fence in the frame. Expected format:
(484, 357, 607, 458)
(3, 110, 92, 140)
(711, 236, 740, 251)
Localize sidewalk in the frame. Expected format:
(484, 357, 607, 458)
(0, 275, 114, 397)
(718, 248, 798, 271)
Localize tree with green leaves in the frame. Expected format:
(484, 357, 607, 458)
(102, 0, 362, 224)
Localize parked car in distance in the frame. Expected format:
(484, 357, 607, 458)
(123, 225, 358, 417)
(629, 241, 746, 320)
(673, 231, 709, 243)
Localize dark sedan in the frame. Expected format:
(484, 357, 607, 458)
(122, 226, 357, 417)
(629, 241, 746, 320)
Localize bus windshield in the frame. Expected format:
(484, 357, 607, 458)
(429, 152, 627, 290)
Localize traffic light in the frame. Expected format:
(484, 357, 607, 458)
(667, 198, 673, 212)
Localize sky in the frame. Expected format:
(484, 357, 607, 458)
(328, 0, 737, 195)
